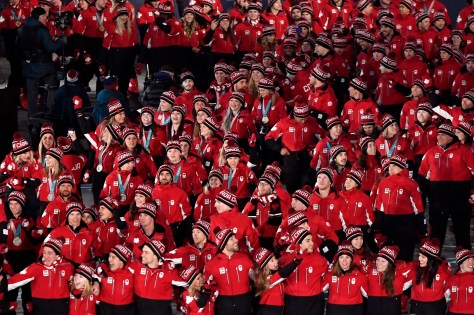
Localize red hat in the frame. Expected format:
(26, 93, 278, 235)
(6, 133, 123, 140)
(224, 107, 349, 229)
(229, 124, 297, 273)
(329, 145, 346, 162)
(345, 226, 364, 241)
(356, 0, 371, 11)
(283, 37, 298, 48)
(293, 96, 309, 118)
(311, 64, 331, 82)
(66, 69, 79, 83)
(361, 114, 375, 126)
(217, 12, 230, 24)
(381, 52, 397, 71)
(135, 184, 153, 198)
(193, 94, 208, 106)
(258, 78, 274, 90)
(122, 127, 137, 140)
(389, 154, 407, 169)
(128, 78, 139, 94)
(433, 10, 446, 22)
(265, 162, 281, 180)
(336, 240, 354, 260)
(138, 203, 157, 219)
(359, 136, 374, 150)
(44, 238, 64, 255)
(117, 151, 135, 168)
(58, 173, 75, 187)
(420, 239, 441, 261)
(209, 168, 224, 183)
(180, 71, 194, 82)
(381, 114, 397, 130)
(202, 117, 221, 133)
(99, 196, 119, 211)
(166, 140, 182, 152)
(378, 245, 399, 265)
(179, 134, 193, 147)
(115, 5, 129, 19)
(332, 36, 347, 48)
(286, 61, 303, 75)
(415, 11, 429, 24)
(230, 91, 245, 105)
(158, 164, 174, 177)
(262, 51, 275, 60)
(193, 220, 211, 238)
(287, 212, 308, 229)
(46, 148, 63, 162)
(75, 264, 95, 282)
(57, 136, 72, 153)
(180, 265, 200, 285)
(254, 247, 274, 268)
(346, 169, 364, 187)
(144, 240, 166, 259)
(400, 0, 414, 11)
(8, 191, 26, 207)
(437, 123, 456, 138)
(455, 247, 473, 266)
(440, 43, 454, 56)
(217, 190, 237, 208)
(107, 99, 125, 118)
(225, 146, 241, 159)
(372, 42, 387, 54)
(197, 107, 212, 118)
(161, 91, 176, 106)
(66, 201, 84, 218)
(248, 1, 262, 12)
(290, 227, 311, 245)
(40, 123, 55, 139)
(84, 205, 99, 221)
(417, 102, 434, 115)
(106, 124, 123, 141)
(292, 185, 312, 208)
(350, 77, 368, 94)
(258, 172, 277, 189)
(379, 16, 395, 29)
(355, 29, 375, 45)
(381, 157, 391, 172)
(457, 121, 472, 137)
(412, 76, 433, 95)
(214, 63, 229, 74)
(463, 90, 474, 104)
(326, 116, 342, 130)
(111, 244, 132, 265)
(262, 25, 276, 37)
(317, 167, 334, 184)
(214, 228, 235, 252)
(171, 104, 186, 117)
(12, 132, 30, 155)
(315, 34, 333, 50)
(230, 71, 246, 86)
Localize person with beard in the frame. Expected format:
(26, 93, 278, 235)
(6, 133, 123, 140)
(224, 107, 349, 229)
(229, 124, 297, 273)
(175, 71, 203, 117)
(419, 124, 474, 250)
(130, 240, 187, 315)
(328, 145, 352, 192)
(40, 173, 80, 231)
(121, 128, 157, 182)
(125, 202, 174, 258)
(0, 238, 74, 315)
(45, 202, 99, 266)
(445, 248, 474, 314)
(194, 169, 224, 222)
(2, 191, 44, 314)
(100, 151, 143, 210)
(203, 228, 253, 315)
(377, 16, 406, 62)
(152, 165, 192, 247)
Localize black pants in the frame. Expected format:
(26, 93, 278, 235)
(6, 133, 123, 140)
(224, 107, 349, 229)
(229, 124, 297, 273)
(31, 298, 68, 315)
(5, 250, 36, 314)
(92, 170, 108, 205)
(214, 293, 252, 315)
(384, 214, 418, 262)
(367, 295, 401, 315)
(257, 304, 283, 315)
(108, 47, 136, 97)
(326, 303, 364, 315)
(429, 181, 472, 250)
(282, 151, 311, 194)
(135, 297, 172, 315)
(26, 73, 57, 117)
(98, 302, 135, 315)
(284, 293, 324, 315)
(78, 36, 104, 92)
(411, 298, 446, 315)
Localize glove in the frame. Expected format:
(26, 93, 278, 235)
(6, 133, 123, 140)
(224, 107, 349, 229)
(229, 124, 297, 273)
(21, 218, 30, 229)
(374, 233, 387, 248)
(83, 169, 92, 183)
(248, 133, 256, 148)
(278, 233, 290, 247)
(72, 96, 83, 111)
(136, 62, 143, 75)
(203, 280, 216, 291)
(24, 178, 40, 188)
(294, 251, 303, 264)
(83, 53, 92, 65)
(99, 65, 107, 76)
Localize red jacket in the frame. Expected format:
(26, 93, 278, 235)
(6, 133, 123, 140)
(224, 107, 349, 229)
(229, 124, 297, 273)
(165, 242, 217, 271)
(175, 89, 201, 118)
(97, 264, 134, 305)
(84, 134, 122, 174)
(194, 186, 223, 221)
(33, 168, 76, 203)
(219, 163, 257, 199)
(95, 219, 127, 257)
(203, 252, 253, 296)
(165, 159, 203, 197)
(419, 142, 474, 182)
(252, 95, 287, 129)
(319, 1, 353, 30)
(433, 105, 474, 127)
(261, 10, 288, 40)
(341, 98, 380, 133)
(179, 25, 205, 48)
(102, 22, 138, 49)
(375, 133, 414, 161)
(279, 251, 328, 296)
(181, 290, 213, 315)
(143, 18, 181, 48)
(322, 268, 368, 305)
(234, 19, 262, 52)
(375, 170, 425, 216)
(100, 169, 143, 206)
(216, 90, 255, 117)
(366, 261, 412, 297)
(456, 4, 474, 30)
(0, 154, 40, 184)
(40, 196, 80, 229)
(209, 210, 260, 254)
(375, 71, 408, 106)
(445, 271, 474, 314)
(7, 258, 74, 299)
(47, 224, 99, 265)
(227, 109, 257, 141)
(407, 122, 438, 155)
(310, 136, 356, 170)
(0, 3, 29, 30)
(410, 260, 450, 302)
(409, 28, 439, 61)
(400, 97, 427, 131)
(152, 184, 192, 224)
(451, 71, 474, 100)
(61, 154, 87, 185)
(242, 193, 287, 238)
(69, 293, 97, 315)
(130, 149, 157, 182)
(433, 58, 461, 92)
(309, 189, 348, 231)
(206, 27, 235, 54)
(74, 6, 106, 38)
(125, 223, 175, 258)
(192, 136, 222, 171)
(138, 127, 167, 158)
(307, 84, 338, 117)
(394, 14, 417, 38)
(339, 188, 375, 227)
(352, 157, 383, 193)
(265, 116, 323, 152)
(398, 58, 430, 87)
(137, 3, 156, 26)
(5, 216, 42, 251)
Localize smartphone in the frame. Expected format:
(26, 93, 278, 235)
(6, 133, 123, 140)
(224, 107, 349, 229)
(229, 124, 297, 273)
(296, 27, 302, 35)
(68, 128, 75, 136)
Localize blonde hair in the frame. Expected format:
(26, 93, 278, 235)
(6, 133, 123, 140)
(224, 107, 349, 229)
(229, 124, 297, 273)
(183, 17, 199, 39)
(69, 276, 93, 297)
(14, 151, 35, 166)
(116, 15, 131, 37)
(253, 264, 272, 296)
(38, 135, 56, 163)
(44, 158, 63, 179)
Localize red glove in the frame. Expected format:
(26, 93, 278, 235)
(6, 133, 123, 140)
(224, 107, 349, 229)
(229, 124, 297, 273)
(294, 251, 303, 264)
(99, 65, 107, 76)
(374, 233, 387, 248)
(72, 96, 83, 111)
(278, 233, 290, 247)
(136, 62, 143, 75)
(203, 280, 216, 291)
(248, 133, 256, 148)
(83, 53, 92, 65)
(83, 169, 92, 184)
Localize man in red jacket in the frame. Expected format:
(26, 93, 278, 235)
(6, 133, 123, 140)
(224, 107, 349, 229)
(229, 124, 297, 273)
(203, 228, 254, 315)
(419, 124, 474, 249)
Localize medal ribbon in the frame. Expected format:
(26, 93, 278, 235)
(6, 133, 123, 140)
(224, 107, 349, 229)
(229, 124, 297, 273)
(117, 173, 131, 196)
(261, 98, 272, 119)
(98, 145, 107, 167)
(173, 166, 182, 183)
(48, 172, 57, 197)
(96, 11, 104, 28)
(11, 220, 21, 239)
(143, 130, 152, 151)
(10, 8, 21, 22)
(228, 169, 235, 189)
(384, 136, 399, 158)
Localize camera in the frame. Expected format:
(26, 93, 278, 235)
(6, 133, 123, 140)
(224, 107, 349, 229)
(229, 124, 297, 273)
(55, 11, 73, 30)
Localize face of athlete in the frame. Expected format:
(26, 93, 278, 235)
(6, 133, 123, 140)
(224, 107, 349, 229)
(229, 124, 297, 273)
(42, 246, 59, 266)
(138, 212, 154, 228)
(44, 155, 57, 168)
(257, 181, 272, 196)
(134, 193, 146, 207)
(141, 112, 153, 126)
(98, 206, 113, 220)
(386, 122, 399, 137)
(209, 176, 222, 188)
(417, 109, 431, 124)
(366, 141, 376, 155)
(316, 173, 331, 190)
(388, 163, 403, 175)
(451, 35, 462, 47)
(78, 0, 89, 10)
(229, 98, 243, 112)
(68, 211, 82, 227)
(159, 171, 172, 185)
(224, 235, 239, 253)
(234, 79, 247, 91)
(192, 228, 207, 245)
(267, 256, 279, 271)
(194, 101, 205, 112)
(329, 124, 342, 138)
(247, 9, 259, 20)
(82, 213, 95, 225)
(351, 236, 364, 250)
(338, 254, 352, 271)
(184, 12, 194, 23)
(344, 177, 358, 191)
(141, 245, 159, 265)
(215, 70, 226, 85)
(167, 148, 181, 163)
(114, 111, 126, 124)
(120, 160, 135, 172)
(73, 273, 89, 290)
(214, 199, 231, 213)
(462, 97, 474, 111)
(291, 198, 306, 211)
(108, 252, 124, 271)
(124, 134, 137, 150)
(219, 18, 230, 30)
(227, 156, 240, 169)
(403, 48, 415, 60)
(9, 200, 22, 217)
(42, 134, 55, 150)
(160, 100, 172, 112)
(18, 151, 31, 163)
(258, 87, 270, 98)
(376, 256, 390, 272)
(38, 12, 48, 25)
(418, 253, 428, 268)
(460, 257, 474, 273)
(196, 111, 209, 124)
(299, 234, 314, 253)
(59, 183, 73, 198)
(436, 132, 453, 147)
(171, 111, 182, 124)
(362, 124, 374, 135)
(180, 142, 190, 156)
(335, 151, 348, 167)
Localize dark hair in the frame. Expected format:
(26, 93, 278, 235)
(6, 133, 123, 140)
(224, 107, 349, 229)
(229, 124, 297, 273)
(356, 147, 381, 169)
(382, 263, 396, 296)
(31, 7, 46, 20)
(332, 257, 355, 276)
(415, 255, 440, 288)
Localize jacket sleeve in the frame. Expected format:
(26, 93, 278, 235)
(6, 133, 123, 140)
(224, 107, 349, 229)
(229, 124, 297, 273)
(39, 27, 64, 53)
(7, 264, 39, 291)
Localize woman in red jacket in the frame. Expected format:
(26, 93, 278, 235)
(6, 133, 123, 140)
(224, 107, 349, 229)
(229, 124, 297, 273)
(279, 227, 328, 315)
(322, 241, 368, 315)
(102, 6, 138, 96)
(253, 247, 300, 315)
(203, 13, 235, 65)
(96, 244, 135, 314)
(138, 105, 168, 167)
(366, 245, 412, 315)
(410, 239, 449, 315)
(69, 264, 98, 315)
(375, 114, 413, 162)
(345, 226, 374, 270)
(122, 128, 157, 182)
(179, 6, 205, 74)
(179, 265, 213, 315)
(445, 248, 474, 315)
(352, 136, 383, 194)
(36, 124, 56, 166)
(166, 104, 193, 141)
(192, 116, 222, 172)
